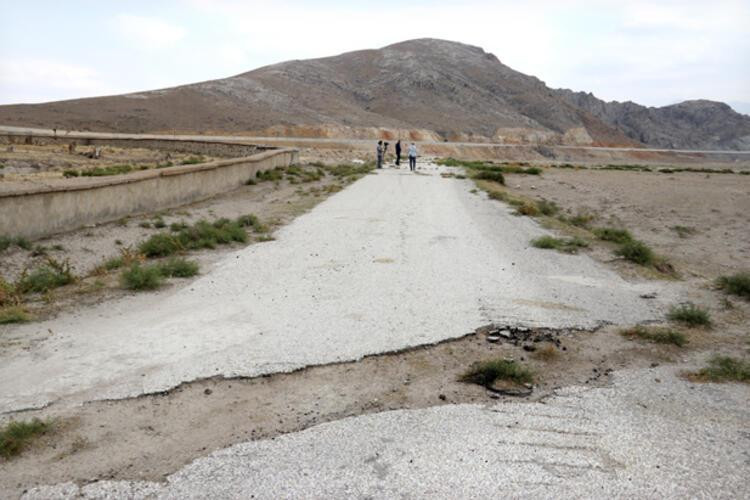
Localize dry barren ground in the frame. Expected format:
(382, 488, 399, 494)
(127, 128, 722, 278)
(1, 153, 748, 498)
(0, 143, 216, 182)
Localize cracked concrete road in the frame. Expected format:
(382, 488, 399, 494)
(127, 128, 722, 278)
(24, 365, 749, 499)
(0, 166, 680, 413)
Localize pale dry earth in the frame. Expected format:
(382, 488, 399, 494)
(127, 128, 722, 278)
(2, 156, 748, 499)
(0, 164, 681, 414)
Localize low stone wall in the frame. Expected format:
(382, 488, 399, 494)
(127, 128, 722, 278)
(0, 148, 298, 239)
(0, 133, 265, 158)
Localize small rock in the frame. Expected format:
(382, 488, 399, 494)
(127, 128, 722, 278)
(650, 363, 659, 368)
(498, 330, 512, 338)
(640, 292, 657, 299)
(522, 345, 536, 352)
(487, 335, 501, 343)
(204, 388, 213, 395)
(438, 394, 447, 401)
(654, 378, 661, 383)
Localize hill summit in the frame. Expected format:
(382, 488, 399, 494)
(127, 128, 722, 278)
(1, 38, 748, 150)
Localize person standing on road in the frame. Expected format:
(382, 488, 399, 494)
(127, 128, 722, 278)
(408, 142, 418, 171)
(395, 140, 402, 167)
(376, 140, 384, 169)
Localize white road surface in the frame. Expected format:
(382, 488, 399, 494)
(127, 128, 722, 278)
(24, 365, 749, 499)
(0, 166, 680, 413)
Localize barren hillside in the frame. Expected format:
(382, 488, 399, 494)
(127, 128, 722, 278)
(1, 39, 748, 149)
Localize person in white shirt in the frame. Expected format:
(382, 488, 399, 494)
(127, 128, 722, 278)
(408, 143, 418, 171)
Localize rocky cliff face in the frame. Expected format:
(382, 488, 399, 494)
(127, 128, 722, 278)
(554, 91, 750, 150)
(0, 38, 747, 150)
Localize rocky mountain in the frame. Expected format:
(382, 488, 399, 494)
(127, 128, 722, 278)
(553, 91, 750, 150)
(0, 38, 747, 150)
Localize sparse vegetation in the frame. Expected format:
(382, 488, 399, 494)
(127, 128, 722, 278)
(0, 418, 52, 459)
(139, 233, 181, 258)
(256, 167, 286, 182)
(120, 263, 164, 290)
(236, 214, 269, 234)
(561, 213, 595, 228)
(181, 155, 205, 165)
(0, 236, 31, 252)
(437, 158, 541, 176)
(717, 272, 750, 299)
(515, 202, 539, 216)
(668, 303, 711, 327)
(138, 217, 255, 258)
(16, 259, 74, 294)
(473, 170, 505, 184)
(687, 356, 750, 383)
(531, 235, 588, 254)
(157, 257, 199, 278)
(536, 199, 559, 216)
(594, 227, 633, 244)
(322, 163, 374, 179)
(0, 306, 31, 324)
(620, 325, 687, 347)
(460, 358, 533, 387)
(615, 239, 655, 265)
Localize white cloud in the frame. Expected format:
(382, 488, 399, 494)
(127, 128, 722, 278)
(0, 59, 123, 103)
(116, 14, 186, 49)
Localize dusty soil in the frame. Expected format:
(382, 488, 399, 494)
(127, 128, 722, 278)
(1, 152, 749, 498)
(506, 167, 750, 280)
(0, 143, 216, 181)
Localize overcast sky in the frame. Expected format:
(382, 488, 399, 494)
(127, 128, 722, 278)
(1, 0, 748, 112)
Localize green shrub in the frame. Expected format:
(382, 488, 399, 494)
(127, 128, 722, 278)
(594, 227, 633, 244)
(158, 258, 199, 278)
(668, 303, 711, 327)
(717, 272, 750, 299)
(169, 222, 189, 232)
(0, 418, 51, 459)
(615, 239, 654, 265)
(689, 356, 750, 383)
(62, 169, 80, 178)
(460, 359, 533, 387)
(103, 257, 124, 270)
(16, 259, 74, 294)
(139, 233, 180, 257)
(120, 263, 163, 290)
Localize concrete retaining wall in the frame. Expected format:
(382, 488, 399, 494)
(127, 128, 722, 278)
(0, 148, 298, 239)
(0, 133, 265, 158)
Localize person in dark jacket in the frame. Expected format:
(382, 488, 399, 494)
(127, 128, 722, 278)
(376, 140, 383, 169)
(395, 140, 402, 166)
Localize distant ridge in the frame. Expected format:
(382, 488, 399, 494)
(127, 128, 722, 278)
(0, 38, 748, 150)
